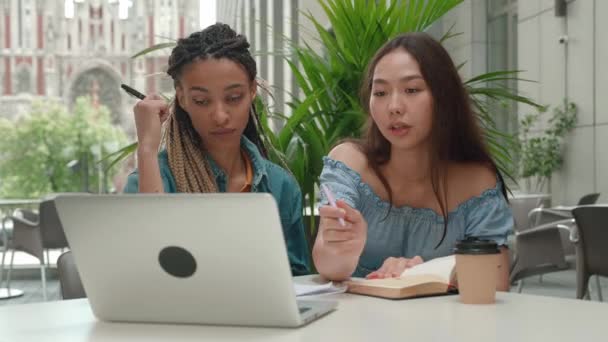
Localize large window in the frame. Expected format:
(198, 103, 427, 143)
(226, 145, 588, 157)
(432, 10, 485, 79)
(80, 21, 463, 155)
(487, 0, 518, 136)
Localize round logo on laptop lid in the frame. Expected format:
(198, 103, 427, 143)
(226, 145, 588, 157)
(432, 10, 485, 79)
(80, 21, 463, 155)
(158, 246, 197, 278)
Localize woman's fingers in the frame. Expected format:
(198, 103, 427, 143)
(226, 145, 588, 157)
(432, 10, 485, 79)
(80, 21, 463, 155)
(408, 256, 424, 267)
(319, 205, 347, 220)
(366, 257, 420, 279)
(336, 200, 363, 224)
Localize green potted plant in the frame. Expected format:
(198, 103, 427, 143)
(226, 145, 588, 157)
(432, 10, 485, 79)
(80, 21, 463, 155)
(516, 101, 577, 194)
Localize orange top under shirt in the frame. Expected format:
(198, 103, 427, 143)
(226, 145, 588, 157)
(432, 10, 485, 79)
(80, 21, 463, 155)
(239, 149, 253, 193)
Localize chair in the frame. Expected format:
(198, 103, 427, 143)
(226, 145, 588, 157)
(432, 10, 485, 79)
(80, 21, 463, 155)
(57, 251, 86, 299)
(510, 193, 602, 293)
(578, 193, 601, 205)
(0, 198, 69, 300)
(528, 193, 601, 256)
(0, 209, 38, 289)
(509, 195, 575, 291)
(509, 194, 551, 233)
(0, 209, 40, 285)
(510, 218, 576, 285)
(571, 206, 608, 301)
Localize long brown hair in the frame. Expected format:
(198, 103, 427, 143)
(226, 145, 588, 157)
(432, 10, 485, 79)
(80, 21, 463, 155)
(358, 32, 508, 247)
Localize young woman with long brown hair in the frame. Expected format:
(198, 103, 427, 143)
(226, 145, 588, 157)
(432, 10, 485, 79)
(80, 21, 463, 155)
(313, 33, 513, 289)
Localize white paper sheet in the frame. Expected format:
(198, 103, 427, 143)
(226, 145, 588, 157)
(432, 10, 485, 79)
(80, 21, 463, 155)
(294, 282, 347, 297)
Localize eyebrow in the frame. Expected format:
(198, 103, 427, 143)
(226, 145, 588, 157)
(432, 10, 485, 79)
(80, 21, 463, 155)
(189, 84, 245, 92)
(372, 75, 423, 84)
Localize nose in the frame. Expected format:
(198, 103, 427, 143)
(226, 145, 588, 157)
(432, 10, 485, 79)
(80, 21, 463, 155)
(388, 92, 405, 115)
(211, 103, 230, 126)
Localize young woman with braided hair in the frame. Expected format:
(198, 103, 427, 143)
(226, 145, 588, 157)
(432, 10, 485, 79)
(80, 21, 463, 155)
(123, 23, 310, 275)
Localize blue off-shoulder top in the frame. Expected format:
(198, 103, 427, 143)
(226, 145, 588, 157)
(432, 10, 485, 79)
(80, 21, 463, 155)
(319, 157, 514, 277)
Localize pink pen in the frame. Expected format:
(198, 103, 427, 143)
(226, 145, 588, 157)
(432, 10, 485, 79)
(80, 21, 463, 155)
(321, 184, 346, 227)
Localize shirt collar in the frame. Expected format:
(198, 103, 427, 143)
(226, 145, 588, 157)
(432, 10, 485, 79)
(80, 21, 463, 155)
(205, 136, 268, 189)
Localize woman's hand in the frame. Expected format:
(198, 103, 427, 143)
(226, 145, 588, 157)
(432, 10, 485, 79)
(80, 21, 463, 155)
(366, 256, 424, 279)
(313, 200, 367, 281)
(318, 200, 367, 257)
(133, 94, 170, 153)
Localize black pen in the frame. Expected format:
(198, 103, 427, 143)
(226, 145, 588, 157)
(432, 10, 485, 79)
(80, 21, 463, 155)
(121, 83, 146, 100)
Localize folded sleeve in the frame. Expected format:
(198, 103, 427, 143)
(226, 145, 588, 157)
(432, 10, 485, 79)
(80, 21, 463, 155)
(464, 189, 514, 246)
(318, 157, 361, 209)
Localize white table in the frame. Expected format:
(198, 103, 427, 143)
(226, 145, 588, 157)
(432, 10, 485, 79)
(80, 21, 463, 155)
(1, 290, 607, 342)
(0, 199, 40, 299)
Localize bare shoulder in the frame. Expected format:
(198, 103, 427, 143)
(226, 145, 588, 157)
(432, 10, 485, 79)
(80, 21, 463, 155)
(450, 162, 498, 198)
(328, 142, 369, 175)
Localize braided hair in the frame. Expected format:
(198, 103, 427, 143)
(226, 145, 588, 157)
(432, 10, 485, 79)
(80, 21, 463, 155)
(164, 23, 268, 193)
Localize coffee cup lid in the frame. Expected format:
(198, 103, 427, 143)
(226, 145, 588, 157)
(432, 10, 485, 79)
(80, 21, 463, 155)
(454, 237, 500, 255)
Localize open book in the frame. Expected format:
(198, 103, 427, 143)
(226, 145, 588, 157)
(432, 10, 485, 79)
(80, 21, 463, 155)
(345, 255, 457, 299)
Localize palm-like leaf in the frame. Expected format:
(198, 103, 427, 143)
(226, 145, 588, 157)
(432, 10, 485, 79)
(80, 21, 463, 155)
(101, 141, 137, 170)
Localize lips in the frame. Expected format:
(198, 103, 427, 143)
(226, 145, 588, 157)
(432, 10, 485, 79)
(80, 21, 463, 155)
(210, 128, 237, 136)
(388, 122, 412, 136)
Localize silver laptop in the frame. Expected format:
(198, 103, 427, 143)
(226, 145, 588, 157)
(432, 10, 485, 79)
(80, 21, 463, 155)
(54, 193, 336, 327)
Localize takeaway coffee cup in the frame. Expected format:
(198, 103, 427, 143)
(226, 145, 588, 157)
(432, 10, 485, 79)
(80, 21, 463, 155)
(454, 237, 500, 304)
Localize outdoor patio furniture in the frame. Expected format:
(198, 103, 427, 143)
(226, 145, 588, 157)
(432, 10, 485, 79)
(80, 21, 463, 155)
(510, 193, 602, 295)
(509, 194, 567, 290)
(571, 206, 608, 301)
(2, 198, 69, 301)
(0, 198, 40, 299)
(527, 193, 601, 256)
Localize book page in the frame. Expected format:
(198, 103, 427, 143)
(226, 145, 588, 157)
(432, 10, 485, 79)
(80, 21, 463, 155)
(346, 255, 455, 288)
(348, 274, 448, 288)
(400, 255, 455, 283)
(345, 256, 455, 298)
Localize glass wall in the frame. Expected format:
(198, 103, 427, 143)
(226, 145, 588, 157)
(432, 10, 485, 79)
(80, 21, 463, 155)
(487, 0, 518, 136)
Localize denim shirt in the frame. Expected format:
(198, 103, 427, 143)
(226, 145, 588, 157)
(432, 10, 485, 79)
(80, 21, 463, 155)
(319, 157, 513, 278)
(124, 137, 310, 276)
